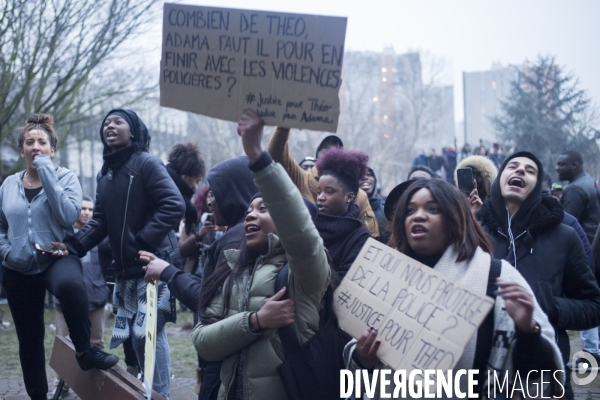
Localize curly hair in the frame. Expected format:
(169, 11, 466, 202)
(18, 114, 58, 150)
(168, 142, 206, 177)
(315, 147, 369, 195)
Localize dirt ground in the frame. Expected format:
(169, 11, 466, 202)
(0, 302, 198, 383)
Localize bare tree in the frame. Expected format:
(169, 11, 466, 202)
(0, 0, 160, 179)
(157, 49, 453, 193)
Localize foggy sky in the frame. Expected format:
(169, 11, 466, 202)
(174, 0, 600, 121)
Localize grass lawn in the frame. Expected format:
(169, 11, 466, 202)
(0, 300, 198, 382)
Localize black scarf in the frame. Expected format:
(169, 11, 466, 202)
(166, 164, 197, 234)
(100, 145, 136, 177)
(314, 203, 363, 244)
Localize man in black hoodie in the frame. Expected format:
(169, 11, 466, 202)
(478, 151, 600, 400)
(143, 156, 258, 400)
(359, 167, 387, 231)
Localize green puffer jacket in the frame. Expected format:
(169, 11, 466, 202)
(192, 161, 330, 400)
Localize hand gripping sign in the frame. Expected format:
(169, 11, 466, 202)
(144, 281, 158, 399)
(160, 3, 347, 133)
(334, 238, 495, 373)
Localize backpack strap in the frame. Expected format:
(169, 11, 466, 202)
(473, 258, 502, 396)
(275, 264, 302, 358)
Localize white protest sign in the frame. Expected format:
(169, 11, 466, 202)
(144, 282, 158, 399)
(334, 238, 495, 372)
(160, 3, 347, 132)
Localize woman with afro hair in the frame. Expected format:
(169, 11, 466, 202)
(315, 148, 371, 286)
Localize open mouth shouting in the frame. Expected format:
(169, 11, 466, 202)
(410, 224, 428, 239)
(508, 177, 525, 189)
(105, 130, 118, 142)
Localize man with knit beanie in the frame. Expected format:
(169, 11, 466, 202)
(478, 151, 600, 400)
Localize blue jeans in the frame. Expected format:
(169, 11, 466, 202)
(581, 328, 600, 355)
(134, 325, 171, 398)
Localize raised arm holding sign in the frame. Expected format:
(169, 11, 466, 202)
(160, 3, 347, 132)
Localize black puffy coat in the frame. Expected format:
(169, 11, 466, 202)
(562, 172, 600, 245)
(479, 151, 600, 371)
(67, 109, 185, 279)
(480, 196, 600, 332)
(162, 156, 258, 310)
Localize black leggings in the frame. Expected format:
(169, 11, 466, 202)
(2, 255, 91, 400)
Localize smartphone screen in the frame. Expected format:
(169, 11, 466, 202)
(456, 167, 474, 195)
(35, 243, 55, 253)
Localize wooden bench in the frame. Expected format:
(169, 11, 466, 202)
(49, 335, 166, 400)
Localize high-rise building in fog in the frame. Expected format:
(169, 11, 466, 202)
(463, 63, 519, 146)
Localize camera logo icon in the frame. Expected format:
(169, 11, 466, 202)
(572, 351, 598, 385)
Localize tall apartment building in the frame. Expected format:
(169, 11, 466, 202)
(463, 63, 519, 146)
(337, 48, 455, 190)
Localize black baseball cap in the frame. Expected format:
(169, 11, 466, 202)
(315, 135, 343, 158)
(384, 179, 416, 220)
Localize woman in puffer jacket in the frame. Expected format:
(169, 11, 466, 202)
(189, 111, 329, 400)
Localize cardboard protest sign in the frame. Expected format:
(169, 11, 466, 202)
(160, 3, 347, 132)
(334, 238, 495, 372)
(144, 282, 158, 399)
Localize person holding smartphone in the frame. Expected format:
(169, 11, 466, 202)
(0, 114, 118, 400)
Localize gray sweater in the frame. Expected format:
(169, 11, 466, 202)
(0, 155, 82, 274)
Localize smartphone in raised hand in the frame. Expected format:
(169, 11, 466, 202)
(456, 167, 474, 195)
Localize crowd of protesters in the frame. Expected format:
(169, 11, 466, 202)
(414, 141, 515, 185)
(1, 110, 600, 400)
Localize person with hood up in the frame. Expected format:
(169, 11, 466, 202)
(268, 127, 380, 237)
(454, 154, 498, 201)
(360, 167, 388, 232)
(190, 110, 329, 400)
(478, 151, 600, 400)
(59, 109, 185, 398)
(143, 155, 259, 400)
(141, 111, 330, 400)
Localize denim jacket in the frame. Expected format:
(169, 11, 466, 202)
(0, 155, 81, 274)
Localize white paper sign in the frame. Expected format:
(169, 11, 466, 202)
(334, 238, 495, 372)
